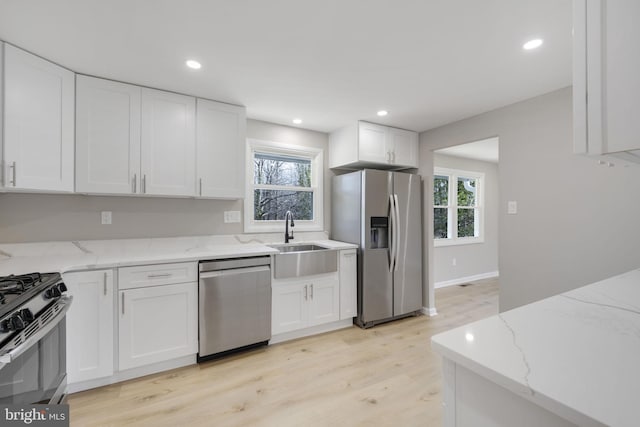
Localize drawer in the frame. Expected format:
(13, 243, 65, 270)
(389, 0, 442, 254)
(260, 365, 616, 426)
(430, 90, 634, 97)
(118, 262, 197, 290)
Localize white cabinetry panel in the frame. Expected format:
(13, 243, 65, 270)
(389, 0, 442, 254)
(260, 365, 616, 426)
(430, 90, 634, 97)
(76, 76, 141, 194)
(3, 44, 74, 191)
(64, 270, 114, 384)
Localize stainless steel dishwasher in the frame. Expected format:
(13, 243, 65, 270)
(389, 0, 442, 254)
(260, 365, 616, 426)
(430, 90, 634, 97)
(198, 256, 271, 361)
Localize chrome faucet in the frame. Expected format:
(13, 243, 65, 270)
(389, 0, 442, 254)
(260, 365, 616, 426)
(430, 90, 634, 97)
(284, 210, 295, 243)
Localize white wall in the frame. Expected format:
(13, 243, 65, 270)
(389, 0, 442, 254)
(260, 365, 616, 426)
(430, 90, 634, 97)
(421, 87, 640, 311)
(0, 119, 330, 243)
(433, 153, 499, 287)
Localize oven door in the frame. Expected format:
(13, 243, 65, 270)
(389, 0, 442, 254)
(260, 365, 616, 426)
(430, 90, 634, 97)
(0, 296, 71, 405)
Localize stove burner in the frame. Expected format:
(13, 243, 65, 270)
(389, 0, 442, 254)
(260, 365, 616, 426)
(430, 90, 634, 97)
(0, 273, 45, 304)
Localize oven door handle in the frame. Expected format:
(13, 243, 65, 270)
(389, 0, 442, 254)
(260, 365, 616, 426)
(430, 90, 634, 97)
(0, 295, 73, 368)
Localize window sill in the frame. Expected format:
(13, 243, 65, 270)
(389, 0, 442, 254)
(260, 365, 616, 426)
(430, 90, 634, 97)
(434, 237, 484, 248)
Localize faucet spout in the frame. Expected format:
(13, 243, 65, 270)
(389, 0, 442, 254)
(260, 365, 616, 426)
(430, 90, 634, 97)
(284, 210, 295, 243)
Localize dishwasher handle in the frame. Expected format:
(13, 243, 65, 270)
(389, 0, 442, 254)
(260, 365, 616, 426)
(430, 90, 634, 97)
(199, 265, 270, 280)
(200, 256, 271, 272)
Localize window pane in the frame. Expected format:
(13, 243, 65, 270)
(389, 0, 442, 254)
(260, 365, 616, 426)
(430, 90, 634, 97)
(254, 153, 311, 187)
(434, 175, 449, 206)
(254, 189, 313, 221)
(457, 177, 476, 207)
(434, 208, 448, 239)
(457, 208, 476, 237)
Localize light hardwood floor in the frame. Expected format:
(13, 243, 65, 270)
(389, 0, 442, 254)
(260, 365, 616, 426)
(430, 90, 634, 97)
(68, 279, 498, 427)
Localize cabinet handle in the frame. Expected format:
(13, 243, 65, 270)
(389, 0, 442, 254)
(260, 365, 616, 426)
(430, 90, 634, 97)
(304, 285, 308, 300)
(121, 293, 125, 315)
(103, 272, 107, 296)
(132, 174, 137, 193)
(9, 161, 16, 187)
(310, 284, 313, 300)
(147, 273, 172, 279)
(142, 174, 146, 194)
(199, 178, 202, 196)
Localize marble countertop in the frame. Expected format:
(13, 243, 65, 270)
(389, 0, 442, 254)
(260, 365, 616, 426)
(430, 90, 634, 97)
(431, 268, 640, 427)
(0, 233, 358, 276)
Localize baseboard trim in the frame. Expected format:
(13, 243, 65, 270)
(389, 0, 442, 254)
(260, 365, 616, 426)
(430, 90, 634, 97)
(421, 307, 438, 316)
(435, 271, 499, 289)
(270, 318, 354, 344)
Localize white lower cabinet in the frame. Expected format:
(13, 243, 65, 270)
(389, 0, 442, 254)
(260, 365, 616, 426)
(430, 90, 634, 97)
(118, 281, 197, 371)
(64, 269, 114, 384)
(339, 249, 357, 320)
(272, 273, 340, 335)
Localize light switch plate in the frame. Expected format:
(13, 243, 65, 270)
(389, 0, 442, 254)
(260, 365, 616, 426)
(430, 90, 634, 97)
(507, 201, 517, 215)
(101, 211, 112, 225)
(224, 211, 241, 223)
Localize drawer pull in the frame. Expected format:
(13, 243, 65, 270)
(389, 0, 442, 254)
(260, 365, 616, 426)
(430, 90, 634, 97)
(147, 273, 172, 279)
(103, 272, 107, 296)
(121, 293, 125, 315)
(310, 284, 314, 299)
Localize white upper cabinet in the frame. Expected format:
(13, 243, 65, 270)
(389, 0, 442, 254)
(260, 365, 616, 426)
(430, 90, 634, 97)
(141, 88, 196, 196)
(196, 99, 246, 198)
(574, 0, 640, 162)
(76, 76, 141, 194)
(330, 121, 418, 170)
(3, 44, 75, 191)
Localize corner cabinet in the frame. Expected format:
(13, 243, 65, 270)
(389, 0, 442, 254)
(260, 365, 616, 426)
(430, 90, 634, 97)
(573, 0, 640, 162)
(329, 121, 418, 170)
(3, 43, 75, 192)
(64, 270, 114, 385)
(196, 99, 246, 198)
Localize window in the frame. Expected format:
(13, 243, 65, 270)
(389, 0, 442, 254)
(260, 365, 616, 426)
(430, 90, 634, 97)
(245, 139, 323, 232)
(433, 167, 484, 246)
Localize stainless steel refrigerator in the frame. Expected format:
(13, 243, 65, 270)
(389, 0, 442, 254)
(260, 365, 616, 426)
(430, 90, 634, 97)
(332, 169, 422, 328)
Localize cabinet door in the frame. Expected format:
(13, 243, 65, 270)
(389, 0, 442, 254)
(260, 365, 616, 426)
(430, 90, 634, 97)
(4, 44, 74, 191)
(119, 282, 197, 370)
(308, 276, 340, 327)
(196, 99, 246, 198)
(358, 122, 389, 164)
(272, 282, 308, 335)
(64, 270, 114, 384)
(141, 88, 196, 196)
(76, 76, 141, 194)
(339, 250, 357, 320)
(585, 0, 640, 154)
(388, 127, 418, 168)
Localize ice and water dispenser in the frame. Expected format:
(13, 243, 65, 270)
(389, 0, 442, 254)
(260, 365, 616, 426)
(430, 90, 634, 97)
(370, 216, 389, 249)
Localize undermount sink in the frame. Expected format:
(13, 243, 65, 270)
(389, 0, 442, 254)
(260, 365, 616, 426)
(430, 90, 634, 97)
(268, 243, 338, 278)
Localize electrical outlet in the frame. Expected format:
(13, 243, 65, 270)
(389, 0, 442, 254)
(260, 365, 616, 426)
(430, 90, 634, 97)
(507, 201, 518, 215)
(101, 211, 112, 225)
(224, 211, 241, 223)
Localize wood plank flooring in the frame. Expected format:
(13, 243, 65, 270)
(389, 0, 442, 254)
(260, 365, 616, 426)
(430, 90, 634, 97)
(68, 279, 498, 427)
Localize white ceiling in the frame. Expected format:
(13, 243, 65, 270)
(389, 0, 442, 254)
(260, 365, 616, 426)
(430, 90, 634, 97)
(436, 137, 500, 163)
(0, 0, 573, 134)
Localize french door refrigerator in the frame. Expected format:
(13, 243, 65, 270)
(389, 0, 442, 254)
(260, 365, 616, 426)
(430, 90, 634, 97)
(332, 169, 422, 328)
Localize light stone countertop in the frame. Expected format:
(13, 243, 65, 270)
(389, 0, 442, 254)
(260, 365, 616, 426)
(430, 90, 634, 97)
(0, 232, 358, 276)
(431, 268, 640, 427)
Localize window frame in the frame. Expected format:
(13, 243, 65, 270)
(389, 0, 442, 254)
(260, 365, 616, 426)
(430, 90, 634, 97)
(244, 138, 324, 233)
(433, 167, 484, 247)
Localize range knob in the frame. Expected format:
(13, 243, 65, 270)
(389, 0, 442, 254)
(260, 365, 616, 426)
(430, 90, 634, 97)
(0, 319, 11, 333)
(58, 282, 68, 293)
(10, 315, 25, 331)
(19, 308, 34, 323)
(44, 287, 62, 299)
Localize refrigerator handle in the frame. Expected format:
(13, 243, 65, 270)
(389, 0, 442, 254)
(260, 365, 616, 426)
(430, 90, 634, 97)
(389, 194, 397, 273)
(393, 194, 400, 272)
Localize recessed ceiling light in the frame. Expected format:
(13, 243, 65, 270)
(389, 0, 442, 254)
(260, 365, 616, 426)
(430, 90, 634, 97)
(523, 39, 543, 50)
(186, 60, 202, 69)
(292, 118, 302, 125)
(377, 110, 388, 117)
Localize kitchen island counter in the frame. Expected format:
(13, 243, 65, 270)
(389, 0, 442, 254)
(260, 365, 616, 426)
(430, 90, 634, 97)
(432, 268, 640, 427)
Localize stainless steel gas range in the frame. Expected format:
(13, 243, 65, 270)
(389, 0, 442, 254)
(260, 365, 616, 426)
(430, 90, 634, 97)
(0, 273, 72, 405)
